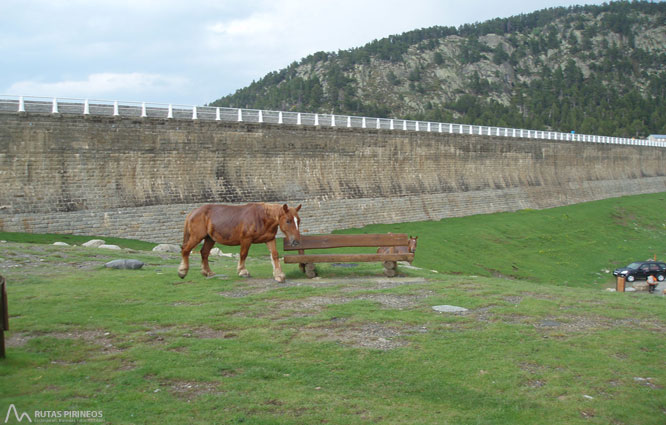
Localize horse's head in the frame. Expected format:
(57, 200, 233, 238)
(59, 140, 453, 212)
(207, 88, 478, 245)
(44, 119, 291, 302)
(279, 204, 302, 247)
(408, 236, 418, 253)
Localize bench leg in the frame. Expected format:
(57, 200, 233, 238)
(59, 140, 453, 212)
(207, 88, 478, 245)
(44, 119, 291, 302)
(383, 261, 397, 277)
(305, 263, 317, 278)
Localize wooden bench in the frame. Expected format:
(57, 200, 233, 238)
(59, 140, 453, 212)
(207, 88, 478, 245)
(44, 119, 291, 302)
(283, 233, 415, 278)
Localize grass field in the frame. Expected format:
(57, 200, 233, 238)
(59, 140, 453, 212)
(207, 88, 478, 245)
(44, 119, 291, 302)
(1, 194, 665, 424)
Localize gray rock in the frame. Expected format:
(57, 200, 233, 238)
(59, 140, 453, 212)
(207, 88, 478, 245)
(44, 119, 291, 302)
(53, 242, 70, 246)
(432, 305, 468, 313)
(83, 239, 106, 248)
(98, 244, 121, 250)
(210, 247, 234, 257)
(105, 259, 145, 270)
(152, 243, 180, 253)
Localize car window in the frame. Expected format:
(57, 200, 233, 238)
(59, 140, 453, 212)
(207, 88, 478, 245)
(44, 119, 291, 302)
(628, 262, 641, 269)
(640, 264, 649, 271)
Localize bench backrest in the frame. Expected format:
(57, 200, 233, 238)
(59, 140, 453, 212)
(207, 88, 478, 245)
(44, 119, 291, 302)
(284, 233, 409, 251)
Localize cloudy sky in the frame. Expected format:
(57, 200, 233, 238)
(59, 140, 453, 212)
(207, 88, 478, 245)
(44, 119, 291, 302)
(1, 0, 609, 106)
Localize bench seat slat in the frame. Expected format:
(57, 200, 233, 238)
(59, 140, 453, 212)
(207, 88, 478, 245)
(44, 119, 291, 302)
(284, 233, 409, 250)
(284, 253, 414, 264)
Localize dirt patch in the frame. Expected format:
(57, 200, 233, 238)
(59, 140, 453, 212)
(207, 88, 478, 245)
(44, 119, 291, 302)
(7, 329, 123, 354)
(161, 379, 222, 400)
(275, 292, 430, 315)
(299, 320, 414, 350)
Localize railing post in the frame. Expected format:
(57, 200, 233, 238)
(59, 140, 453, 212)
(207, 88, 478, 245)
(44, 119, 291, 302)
(403, 120, 407, 131)
(167, 104, 173, 119)
(331, 114, 336, 127)
(237, 108, 242, 122)
(113, 101, 119, 116)
(427, 122, 432, 132)
(192, 106, 198, 120)
(18, 96, 25, 113)
(347, 116, 351, 128)
(297, 112, 302, 125)
(141, 102, 147, 118)
(376, 118, 380, 129)
(390, 119, 394, 130)
(362, 117, 366, 128)
(51, 97, 59, 114)
(314, 113, 319, 126)
(215, 107, 221, 121)
(415, 121, 420, 132)
(278, 111, 283, 124)
(258, 110, 263, 123)
(83, 99, 90, 115)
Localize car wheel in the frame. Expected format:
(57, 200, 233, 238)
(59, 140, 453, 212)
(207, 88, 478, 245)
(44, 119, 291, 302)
(626, 275, 635, 282)
(658, 274, 665, 282)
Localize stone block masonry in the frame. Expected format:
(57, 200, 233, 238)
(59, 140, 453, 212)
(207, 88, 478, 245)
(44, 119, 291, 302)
(1, 113, 664, 243)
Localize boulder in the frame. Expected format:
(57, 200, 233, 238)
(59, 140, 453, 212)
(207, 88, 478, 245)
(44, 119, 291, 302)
(53, 242, 70, 246)
(98, 244, 121, 250)
(210, 248, 234, 257)
(83, 239, 106, 248)
(105, 259, 145, 270)
(432, 305, 468, 313)
(152, 243, 181, 253)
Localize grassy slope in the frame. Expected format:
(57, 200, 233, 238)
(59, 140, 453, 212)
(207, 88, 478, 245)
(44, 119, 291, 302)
(335, 193, 666, 286)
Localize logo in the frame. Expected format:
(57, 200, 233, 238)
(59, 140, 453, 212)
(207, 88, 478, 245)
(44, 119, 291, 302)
(4, 405, 32, 423)
(3, 405, 103, 423)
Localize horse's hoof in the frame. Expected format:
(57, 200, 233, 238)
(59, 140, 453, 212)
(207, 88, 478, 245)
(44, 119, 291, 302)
(274, 273, 286, 283)
(238, 270, 250, 278)
(202, 270, 215, 277)
(178, 270, 187, 279)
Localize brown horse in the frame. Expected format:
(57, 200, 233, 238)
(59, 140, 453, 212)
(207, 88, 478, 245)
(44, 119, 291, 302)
(178, 203, 302, 282)
(377, 236, 418, 264)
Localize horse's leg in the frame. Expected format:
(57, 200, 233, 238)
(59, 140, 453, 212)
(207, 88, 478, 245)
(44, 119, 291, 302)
(200, 236, 216, 277)
(266, 239, 286, 283)
(237, 239, 251, 278)
(178, 214, 206, 279)
(179, 236, 204, 279)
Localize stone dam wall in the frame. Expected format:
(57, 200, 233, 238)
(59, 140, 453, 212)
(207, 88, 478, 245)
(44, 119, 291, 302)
(0, 113, 665, 243)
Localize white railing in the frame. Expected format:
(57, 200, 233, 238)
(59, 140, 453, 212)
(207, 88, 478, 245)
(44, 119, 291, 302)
(1, 95, 662, 147)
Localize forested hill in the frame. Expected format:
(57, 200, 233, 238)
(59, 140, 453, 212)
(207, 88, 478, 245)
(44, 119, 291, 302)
(211, 1, 666, 138)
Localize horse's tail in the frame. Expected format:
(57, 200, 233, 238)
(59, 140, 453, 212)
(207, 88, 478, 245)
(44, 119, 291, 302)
(181, 211, 192, 251)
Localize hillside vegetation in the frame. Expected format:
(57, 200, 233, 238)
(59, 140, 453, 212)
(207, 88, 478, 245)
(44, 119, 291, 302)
(212, 1, 666, 138)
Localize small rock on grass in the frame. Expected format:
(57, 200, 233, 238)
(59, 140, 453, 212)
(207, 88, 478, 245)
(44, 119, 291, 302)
(152, 244, 181, 253)
(83, 239, 106, 248)
(432, 305, 468, 313)
(99, 244, 121, 250)
(105, 259, 145, 270)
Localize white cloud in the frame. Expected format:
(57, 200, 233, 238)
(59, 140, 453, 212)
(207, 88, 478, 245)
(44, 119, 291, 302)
(7, 73, 190, 100)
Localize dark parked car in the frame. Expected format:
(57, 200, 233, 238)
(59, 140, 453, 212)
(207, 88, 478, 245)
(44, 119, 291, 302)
(613, 261, 666, 282)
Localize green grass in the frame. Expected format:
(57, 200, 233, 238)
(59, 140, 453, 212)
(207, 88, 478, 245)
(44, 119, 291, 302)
(1, 193, 665, 424)
(0, 231, 157, 251)
(335, 193, 666, 287)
